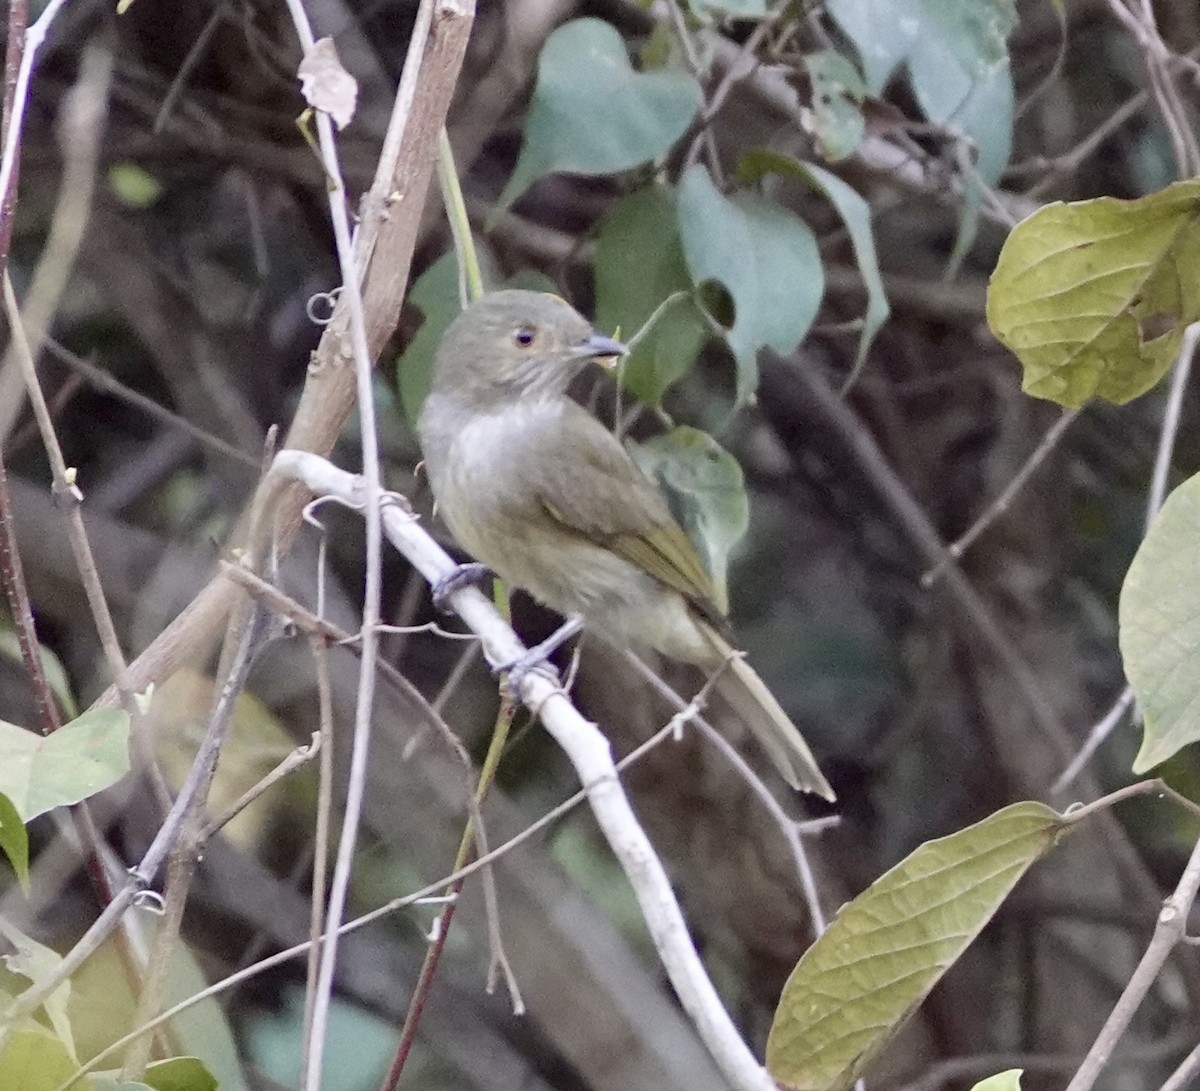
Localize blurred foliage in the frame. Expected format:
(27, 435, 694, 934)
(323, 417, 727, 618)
(3, 0, 1200, 1089)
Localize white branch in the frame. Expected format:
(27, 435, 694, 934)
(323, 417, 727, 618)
(271, 449, 776, 1091)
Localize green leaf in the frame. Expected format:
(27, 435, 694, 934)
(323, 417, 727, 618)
(497, 19, 702, 212)
(108, 163, 164, 208)
(0, 918, 75, 1060)
(676, 165, 823, 404)
(737, 150, 888, 376)
(628, 427, 749, 613)
(142, 1056, 219, 1091)
(0, 629, 79, 720)
(826, 0, 921, 94)
(766, 802, 1069, 1091)
(970, 1071, 1023, 1091)
(397, 251, 461, 426)
(1120, 471, 1200, 771)
(0, 793, 28, 892)
(0, 709, 130, 822)
(988, 179, 1200, 407)
(595, 186, 709, 406)
(804, 51, 867, 163)
(0, 1026, 79, 1091)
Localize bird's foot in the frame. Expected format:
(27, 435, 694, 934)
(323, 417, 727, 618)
(431, 563, 492, 612)
(493, 616, 585, 696)
(496, 651, 561, 698)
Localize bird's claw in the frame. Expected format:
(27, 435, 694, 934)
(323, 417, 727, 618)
(495, 650, 560, 696)
(431, 563, 491, 612)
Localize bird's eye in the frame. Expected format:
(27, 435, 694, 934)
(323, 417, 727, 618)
(513, 326, 537, 348)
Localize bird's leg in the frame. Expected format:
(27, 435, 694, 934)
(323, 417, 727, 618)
(495, 615, 585, 693)
(431, 562, 492, 611)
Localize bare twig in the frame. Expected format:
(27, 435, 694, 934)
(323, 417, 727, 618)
(923, 407, 1083, 587)
(625, 651, 831, 936)
(1064, 829, 1200, 1091)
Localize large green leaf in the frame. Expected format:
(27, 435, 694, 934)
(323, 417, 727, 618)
(0, 709, 130, 822)
(988, 180, 1200, 407)
(628, 427, 749, 614)
(676, 165, 823, 405)
(766, 802, 1069, 1091)
(737, 150, 888, 376)
(594, 186, 708, 406)
(497, 19, 702, 211)
(825, 0, 921, 94)
(0, 792, 28, 892)
(1120, 471, 1200, 771)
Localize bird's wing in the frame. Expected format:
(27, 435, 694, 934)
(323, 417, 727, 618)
(525, 407, 724, 619)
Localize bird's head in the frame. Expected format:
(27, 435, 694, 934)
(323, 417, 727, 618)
(431, 289, 627, 403)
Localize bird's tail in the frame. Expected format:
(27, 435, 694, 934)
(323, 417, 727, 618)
(697, 622, 835, 801)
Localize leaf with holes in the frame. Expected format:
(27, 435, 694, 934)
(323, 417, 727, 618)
(676, 165, 822, 405)
(737, 150, 888, 376)
(766, 802, 1070, 1091)
(988, 179, 1200, 407)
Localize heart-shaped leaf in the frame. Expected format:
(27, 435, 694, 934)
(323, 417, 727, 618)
(595, 186, 709, 406)
(497, 19, 702, 211)
(0, 917, 74, 1060)
(988, 179, 1200, 407)
(766, 802, 1069, 1091)
(1120, 467, 1200, 771)
(737, 150, 888, 380)
(676, 165, 823, 405)
(0, 708, 130, 821)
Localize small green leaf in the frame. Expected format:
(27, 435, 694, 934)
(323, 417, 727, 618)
(0, 709, 130, 822)
(108, 162, 163, 208)
(0, 1026, 78, 1091)
(766, 802, 1069, 1091)
(804, 51, 867, 163)
(0, 919, 75, 1060)
(1120, 471, 1200, 771)
(497, 19, 702, 211)
(143, 1056, 219, 1091)
(0, 630, 79, 720)
(628, 427, 749, 613)
(988, 179, 1200, 407)
(0, 793, 28, 892)
(595, 186, 708, 406)
(737, 150, 888, 376)
(970, 1071, 1023, 1091)
(676, 165, 823, 405)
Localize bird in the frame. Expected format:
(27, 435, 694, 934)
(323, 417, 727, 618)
(417, 289, 834, 799)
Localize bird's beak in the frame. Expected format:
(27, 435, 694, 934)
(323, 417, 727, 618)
(572, 332, 628, 369)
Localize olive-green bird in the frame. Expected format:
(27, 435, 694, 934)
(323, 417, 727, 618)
(418, 289, 834, 800)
